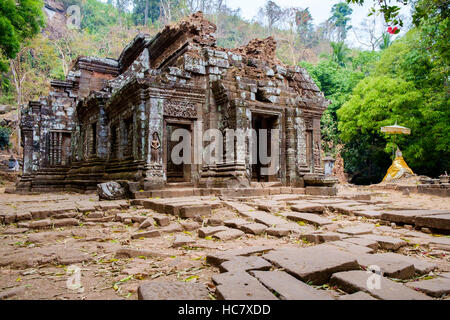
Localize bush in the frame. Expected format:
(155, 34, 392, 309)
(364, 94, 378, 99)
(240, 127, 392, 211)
(0, 126, 11, 149)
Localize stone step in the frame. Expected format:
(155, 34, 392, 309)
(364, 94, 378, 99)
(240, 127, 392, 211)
(219, 256, 272, 273)
(381, 209, 449, 225)
(337, 224, 374, 236)
(368, 252, 437, 275)
(358, 234, 407, 250)
(415, 213, 450, 231)
(290, 203, 325, 214)
(355, 254, 415, 279)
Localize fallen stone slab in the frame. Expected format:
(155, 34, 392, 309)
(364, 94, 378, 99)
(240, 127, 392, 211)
(212, 271, 277, 300)
(172, 235, 196, 248)
(97, 181, 126, 200)
(328, 241, 374, 255)
(115, 247, 169, 258)
(56, 251, 92, 265)
(153, 215, 170, 227)
(265, 227, 290, 237)
(0, 286, 26, 300)
(291, 203, 325, 214)
(301, 232, 343, 244)
(338, 291, 377, 300)
(159, 223, 183, 233)
(131, 230, 161, 239)
(206, 246, 273, 266)
(428, 237, 450, 251)
(342, 237, 378, 250)
(224, 218, 250, 228)
(330, 270, 431, 300)
(139, 217, 155, 229)
(27, 230, 71, 243)
(239, 223, 267, 235)
(251, 270, 333, 300)
(198, 226, 228, 238)
(286, 212, 332, 227)
(353, 210, 383, 219)
(180, 221, 200, 231)
(262, 245, 359, 285)
(213, 229, 245, 241)
(381, 210, 449, 225)
(179, 204, 212, 218)
(358, 234, 407, 250)
(207, 218, 224, 226)
(415, 214, 450, 231)
(368, 252, 437, 275)
(138, 281, 209, 300)
(337, 224, 374, 236)
(249, 212, 287, 227)
(405, 277, 450, 297)
(355, 254, 415, 280)
(219, 256, 272, 273)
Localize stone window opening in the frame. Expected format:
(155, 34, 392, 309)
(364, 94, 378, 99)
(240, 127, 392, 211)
(122, 117, 133, 158)
(90, 122, 97, 156)
(48, 131, 71, 166)
(110, 124, 118, 159)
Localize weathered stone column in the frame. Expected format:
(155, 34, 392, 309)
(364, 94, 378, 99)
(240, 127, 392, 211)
(285, 108, 296, 186)
(97, 103, 108, 158)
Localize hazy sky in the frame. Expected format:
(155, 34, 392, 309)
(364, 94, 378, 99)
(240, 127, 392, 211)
(225, 0, 411, 48)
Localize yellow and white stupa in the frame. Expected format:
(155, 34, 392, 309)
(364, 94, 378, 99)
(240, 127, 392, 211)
(383, 148, 414, 182)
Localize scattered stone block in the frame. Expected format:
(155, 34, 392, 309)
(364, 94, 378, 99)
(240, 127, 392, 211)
(405, 277, 450, 297)
(415, 213, 450, 231)
(286, 212, 332, 227)
(265, 227, 290, 237)
(291, 203, 325, 214)
(179, 205, 211, 218)
(180, 221, 200, 231)
(355, 254, 415, 280)
(381, 210, 449, 225)
(337, 224, 374, 236)
(338, 292, 377, 300)
(198, 226, 228, 238)
(159, 223, 183, 233)
(207, 218, 223, 226)
(131, 230, 160, 239)
(330, 270, 431, 300)
(342, 237, 378, 250)
(153, 215, 170, 227)
(251, 270, 333, 300)
(328, 241, 375, 255)
(53, 218, 79, 227)
(239, 223, 267, 235)
(213, 229, 245, 241)
(359, 234, 407, 250)
(219, 256, 272, 273)
(206, 246, 273, 266)
(139, 217, 155, 229)
(172, 235, 196, 248)
(29, 219, 52, 229)
(115, 248, 168, 258)
(262, 245, 359, 285)
(224, 218, 249, 228)
(369, 253, 437, 275)
(212, 271, 277, 300)
(138, 282, 209, 300)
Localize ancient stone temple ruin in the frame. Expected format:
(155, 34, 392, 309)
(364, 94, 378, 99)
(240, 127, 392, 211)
(17, 12, 335, 196)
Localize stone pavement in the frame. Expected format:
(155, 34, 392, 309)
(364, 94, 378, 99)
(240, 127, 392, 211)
(0, 187, 449, 300)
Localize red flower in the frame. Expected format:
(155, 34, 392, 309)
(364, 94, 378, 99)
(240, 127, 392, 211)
(387, 26, 400, 35)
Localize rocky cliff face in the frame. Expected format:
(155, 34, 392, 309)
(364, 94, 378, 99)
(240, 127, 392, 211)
(42, 0, 67, 40)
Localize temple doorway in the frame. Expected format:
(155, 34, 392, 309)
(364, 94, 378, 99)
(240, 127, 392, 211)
(251, 113, 280, 182)
(164, 120, 193, 183)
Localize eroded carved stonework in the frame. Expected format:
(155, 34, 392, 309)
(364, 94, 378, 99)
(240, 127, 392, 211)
(163, 100, 197, 118)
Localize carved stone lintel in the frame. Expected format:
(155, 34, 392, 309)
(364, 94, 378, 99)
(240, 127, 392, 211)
(163, 100, 197, 118)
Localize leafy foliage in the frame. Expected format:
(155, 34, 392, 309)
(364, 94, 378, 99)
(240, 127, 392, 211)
(0, 126, 11, 149)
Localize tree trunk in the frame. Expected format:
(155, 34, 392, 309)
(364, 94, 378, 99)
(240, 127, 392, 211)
(144, 0, 149, 25)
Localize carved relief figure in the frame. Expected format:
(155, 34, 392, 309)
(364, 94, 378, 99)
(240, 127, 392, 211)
(151, 132, 161, 163)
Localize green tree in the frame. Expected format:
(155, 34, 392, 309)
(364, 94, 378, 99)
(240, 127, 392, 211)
(329, 2, 353, 41)
(330, 41, 351, 67)
(132, 0, 161, 25)
(0, 0, 45, 71)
